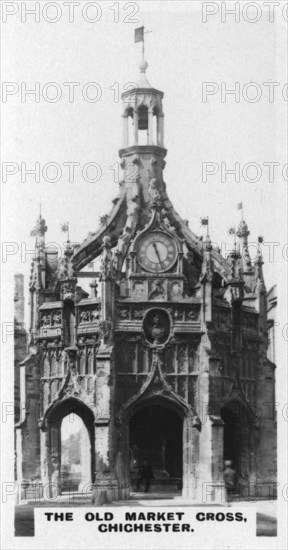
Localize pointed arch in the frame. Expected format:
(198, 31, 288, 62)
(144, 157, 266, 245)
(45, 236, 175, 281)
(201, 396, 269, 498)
(44, 396, 95, 429)
(44, 397, 96, 491)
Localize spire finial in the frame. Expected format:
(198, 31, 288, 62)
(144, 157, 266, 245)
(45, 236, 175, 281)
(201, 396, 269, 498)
(256, 236, 264, 263)
(237, 219, 249, 239)
(135, 26, 152, 70)
(30, 214, 47, 238)
(139, 59, 148, 73)
(237, 201, 243, 220)
(200, 217, 209, 237)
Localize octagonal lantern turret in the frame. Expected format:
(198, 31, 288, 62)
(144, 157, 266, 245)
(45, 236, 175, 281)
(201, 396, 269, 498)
(120, 60, 165, 149)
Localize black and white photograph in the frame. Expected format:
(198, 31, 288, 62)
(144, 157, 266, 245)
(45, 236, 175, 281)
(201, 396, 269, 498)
(1, 1, 287, 548)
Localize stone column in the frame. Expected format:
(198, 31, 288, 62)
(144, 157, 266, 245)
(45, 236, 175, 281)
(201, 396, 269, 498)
(157, 114, 164, 147)
(182, 415, 199, 500)
(15, 428, 23, 486)
(122, 114, 128, 148)
(78, 426, 92, 491)
(116, 420, 130, 500)
(50, 423, 61, 497)
(40, 428, 50, 498)
(93, 347, 119, 504)
(148, 107, 153, 145)
(133, 109, 138, 145)
(211, 417, 225, 484)
(197, 415, 225, 504)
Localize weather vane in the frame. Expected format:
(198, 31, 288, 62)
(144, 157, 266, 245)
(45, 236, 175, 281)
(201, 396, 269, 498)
(134, 26, 152, 61)
(60, 221, 70, 242)
(200, 217, 209, 236)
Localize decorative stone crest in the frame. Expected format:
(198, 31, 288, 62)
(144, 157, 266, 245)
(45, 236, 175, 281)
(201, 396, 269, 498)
(169, 307, 184, 321)
(150, 315, 165, 344)
(60, 278, 77, 301)
(79, 308, 100, 324)
(143, 308, 171, 345)
(40, 310, 63, 332)
(132, 308, 145, 320)
(116, 308, 130, 320)
(186, 308, 200, 322)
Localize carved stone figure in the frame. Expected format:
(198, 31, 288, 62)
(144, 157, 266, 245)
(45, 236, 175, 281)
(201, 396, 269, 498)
(100, 236, 116, 281)
(133, 281, 145, 299)
(170, 281, 182, 299)
(99, 321, 112, 343)
(150, 315, 164, 344)
(91, 309, 100, 322)
(80, 310, 90, 324)
(52, 311, 61, 326)
(42, 313, 51, 326)
(149, 280, 165, 300)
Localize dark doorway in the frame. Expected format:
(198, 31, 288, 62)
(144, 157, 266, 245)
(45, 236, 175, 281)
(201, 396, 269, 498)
(129, 403, 183, 491)
(221, 406, 240, 467)
(221, 401, 251, 482)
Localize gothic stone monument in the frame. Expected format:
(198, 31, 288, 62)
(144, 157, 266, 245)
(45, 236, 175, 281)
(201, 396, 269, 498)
(16, 58, 276, 503)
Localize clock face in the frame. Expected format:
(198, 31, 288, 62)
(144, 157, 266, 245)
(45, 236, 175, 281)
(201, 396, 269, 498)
(137, 231, 177, 273)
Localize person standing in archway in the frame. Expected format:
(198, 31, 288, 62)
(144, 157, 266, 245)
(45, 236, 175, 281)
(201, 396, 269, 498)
(136, 460, 154, 493)
(223, 460, 237, 505)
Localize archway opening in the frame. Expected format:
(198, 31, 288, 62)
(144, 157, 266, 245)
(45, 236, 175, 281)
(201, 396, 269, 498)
(60, 414, 92, 493)
(221, 401, 252, 486)
(46, 399, 95, 495)
(129, 403, 183, 493)
(127, 107, 134, 146)
(138, 105, 149, 145)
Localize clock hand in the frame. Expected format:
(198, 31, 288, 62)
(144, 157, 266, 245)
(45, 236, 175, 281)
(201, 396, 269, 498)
(152, 242, 164, 269)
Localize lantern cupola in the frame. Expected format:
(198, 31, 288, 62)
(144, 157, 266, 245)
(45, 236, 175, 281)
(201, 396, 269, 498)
(120, 59, 165, 149)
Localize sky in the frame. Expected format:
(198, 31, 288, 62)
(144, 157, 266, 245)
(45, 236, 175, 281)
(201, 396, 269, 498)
(2, 0, 287, 322)
(62, 413, 84, 439)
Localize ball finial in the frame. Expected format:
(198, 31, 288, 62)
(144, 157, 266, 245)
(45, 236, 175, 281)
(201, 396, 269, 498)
(139, 59, 148, 73)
